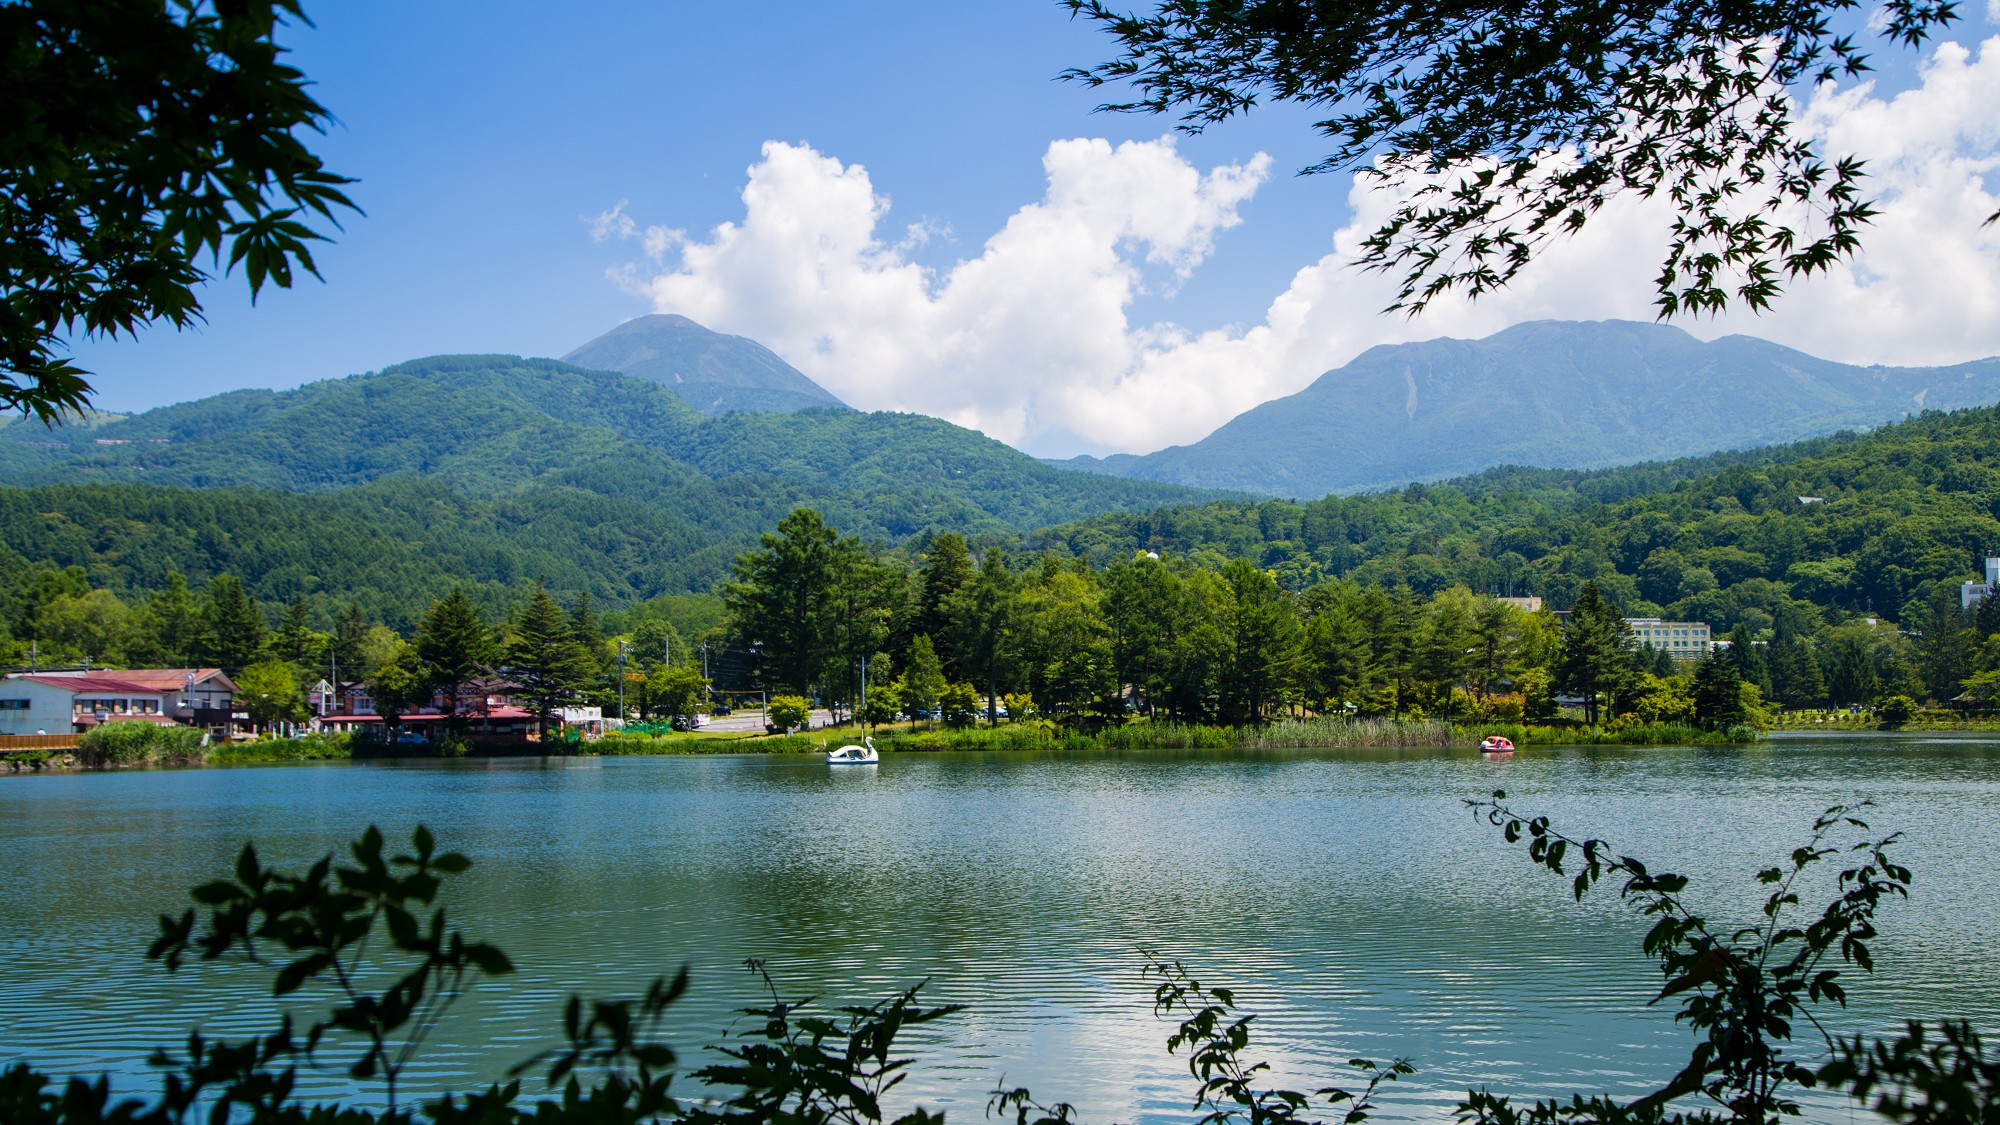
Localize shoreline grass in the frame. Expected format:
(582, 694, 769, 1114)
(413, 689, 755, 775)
(11, 714, 1777, 773)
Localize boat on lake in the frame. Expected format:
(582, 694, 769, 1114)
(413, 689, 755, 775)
(828, 736, 878, 764)
(1480, 735, 1516, 755)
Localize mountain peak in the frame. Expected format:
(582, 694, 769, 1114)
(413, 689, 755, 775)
(1061, 320, 2000, 498)
(563, 314, 849, 416)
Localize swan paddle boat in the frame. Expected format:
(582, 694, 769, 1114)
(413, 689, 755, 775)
(827, 736, 879, 764)
(1479, 735, 1516, 755)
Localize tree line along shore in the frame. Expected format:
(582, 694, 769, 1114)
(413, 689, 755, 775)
(37, 490, 2000, 769)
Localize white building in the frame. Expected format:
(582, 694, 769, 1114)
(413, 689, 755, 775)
(26, 668, 239, 736)
(0, 674, 178, 736)
(1626, 618, 1713, 660)
(1963, 557, 2000, 610)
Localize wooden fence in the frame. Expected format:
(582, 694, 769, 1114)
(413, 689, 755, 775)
(0, 734, 80, 752)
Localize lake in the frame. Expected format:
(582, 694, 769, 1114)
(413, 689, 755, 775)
(3, 733, 1998, 1122)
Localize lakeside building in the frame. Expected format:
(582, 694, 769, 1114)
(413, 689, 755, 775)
(311, 677, 539, 741)
(1625, 618, 1712, 660)
(0, 668, 241, 737)
(1496, 596, 1544, 612)
(1962, 557, 2000, 610)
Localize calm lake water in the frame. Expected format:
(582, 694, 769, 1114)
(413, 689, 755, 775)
(3, 733, 1998, 1122)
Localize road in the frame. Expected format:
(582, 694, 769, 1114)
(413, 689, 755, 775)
(696, 708, 838, 733)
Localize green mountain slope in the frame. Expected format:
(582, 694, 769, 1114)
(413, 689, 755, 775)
(562, 313, 849, 415)
(1034, 404, 2000, 631)
(0, 354, 1232, 612)
(1059, 320, 2000, 498)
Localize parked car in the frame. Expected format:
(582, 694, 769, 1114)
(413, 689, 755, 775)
(394, 730, 428, 745)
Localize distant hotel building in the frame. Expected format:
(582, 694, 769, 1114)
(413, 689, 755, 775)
(1626, 618, 1712, 660)
(1496, 596, 1543, 612)
(1963, 557, 2000, 610)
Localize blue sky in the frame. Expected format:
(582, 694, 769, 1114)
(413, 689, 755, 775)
(64, 1, 2000, 457)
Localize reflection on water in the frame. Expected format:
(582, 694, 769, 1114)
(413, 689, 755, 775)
(3, 734, 1998, 1122)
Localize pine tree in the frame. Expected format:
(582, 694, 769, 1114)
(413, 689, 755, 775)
(508, 584, 594, 743)
(918, 532, 977, 678)
(901, 635, 946, 730)
(1555, 581, 1634, 726)
(202, 574, 267, 675)
(1691, 651, 1747, 730)
(415, 590, 493, 723)
(723, 508, 842, 694)
(140, 572, 204, 666)
(330, 605, 369, 685)
(952, 547, 1018, 725)
(267, 595, 322, 668)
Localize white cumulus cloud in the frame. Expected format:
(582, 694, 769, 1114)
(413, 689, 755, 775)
(606, 37, 2000, 457)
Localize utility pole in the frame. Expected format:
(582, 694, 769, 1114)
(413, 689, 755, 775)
(859, 656, 868, 731)
(700, 642, 709, 680)
(616, 640, 629, 722)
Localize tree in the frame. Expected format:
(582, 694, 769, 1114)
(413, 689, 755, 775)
(952, 548, 1019, 725)
(939, 682, 982, 727)
(236, 659, 307, 730)
(900, 635, 946, 728)
(266, 595, 323, 668)
(1063, 0, 1965, 319)
(917, 533, 976, 677)
(367, 644, 429, 734)
(1555, 581, 1634, 726)
(132, 572, 204, 666)
(1826, 629, 1881, 707)
(723, 508, 841, 695)
(1691, 650, 1747, 730)
(414, 590, 492, 725)
(1907, 583, 1977, 703)
(202, 574, 266, 675)
(1301, 593, 1373, 715)
(767, 694, 811, 734)
(505, 585, 594, 744)
(1219, 559, 1300, 724)
(1467, 597, 1523, 702)
(824, 539, 903, 722)
(646, 665, 708, 722)
(2, 0, 357, 422)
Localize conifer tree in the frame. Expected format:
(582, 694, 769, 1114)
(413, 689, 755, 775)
(1691, 650, 1748, 730)
(918, 533, 977, 678)
(267, 595, 322, 669)
(723, 508, 841, 695)
(415, 590, 492, 724)
(202, 574, 267, 675)
(508, 584, 595, 743)
(953, 548, 1019, 725)
(139, 572, 204, 666)
(901, 635, 946, 730)
(1556, 581, 1634, 726)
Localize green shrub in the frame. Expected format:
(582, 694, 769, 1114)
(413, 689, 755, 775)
(767, 694, 811, 733)
(207, 733, 352, 764)
(1877, 694, 1918, 724)
(75, 722, 206, 767)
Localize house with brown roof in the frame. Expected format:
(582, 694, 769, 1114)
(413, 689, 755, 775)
(0, 674, 178, 735)
(12, 668, 241, 736)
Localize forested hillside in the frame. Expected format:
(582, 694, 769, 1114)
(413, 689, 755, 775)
(0, 355, 1227, 526)
(1033, 405, 2000, 635)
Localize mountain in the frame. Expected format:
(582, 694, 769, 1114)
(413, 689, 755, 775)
(1057, 320, 2000, 498)
(0, 355, 1231, 613)
(562, 313, 849, 415)
(1031, 401, 2000, 630)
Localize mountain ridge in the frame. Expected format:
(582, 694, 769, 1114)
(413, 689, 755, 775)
(1057, 320, 2000, 498)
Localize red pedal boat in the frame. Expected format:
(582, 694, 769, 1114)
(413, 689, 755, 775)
(1479, 735, 1515, 755)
